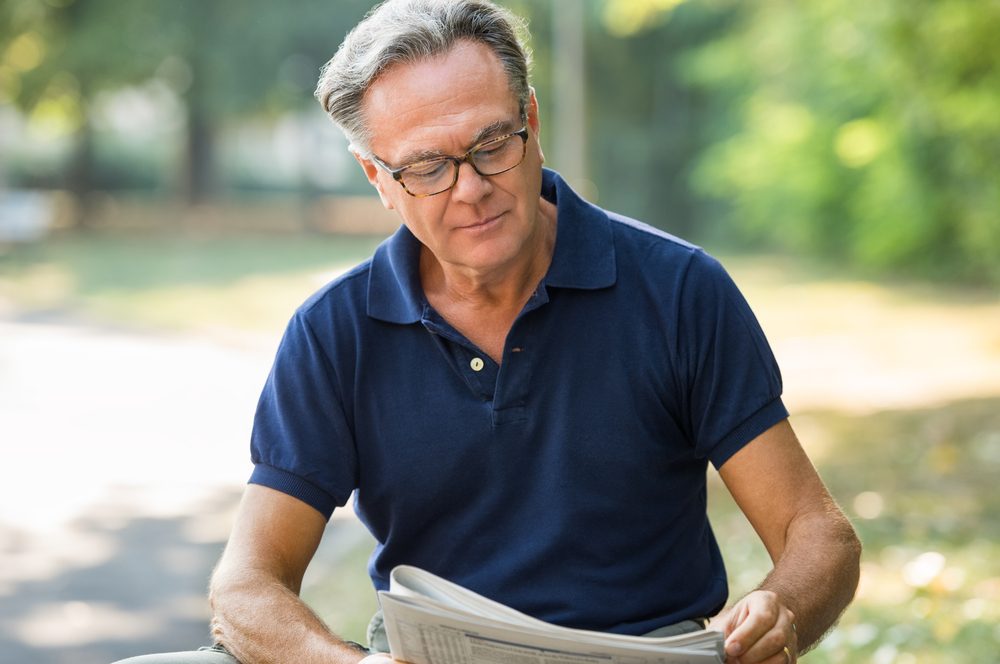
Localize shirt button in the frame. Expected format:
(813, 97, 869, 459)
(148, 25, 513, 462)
(470, 357, 485, 372)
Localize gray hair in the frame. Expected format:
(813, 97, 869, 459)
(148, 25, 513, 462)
(315, 0, 532, 153)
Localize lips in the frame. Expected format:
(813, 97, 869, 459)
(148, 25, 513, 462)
(457, 212, 505, 231)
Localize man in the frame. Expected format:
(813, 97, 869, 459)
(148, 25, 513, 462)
(116, 1, 860, 663)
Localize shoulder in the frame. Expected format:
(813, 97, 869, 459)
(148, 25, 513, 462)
(296, 259, 373, 322)
(266, 259, 375, 391)
(604, 211, 727, 293)
(269, 259, 376, 364)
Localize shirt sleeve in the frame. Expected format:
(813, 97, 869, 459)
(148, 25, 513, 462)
(249, 310, 358, 519)
(676, 250, 788, 468)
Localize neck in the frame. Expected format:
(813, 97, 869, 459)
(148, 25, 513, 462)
(421, 197, 558, 311)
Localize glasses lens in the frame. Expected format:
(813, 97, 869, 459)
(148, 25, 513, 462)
(399, 159, 457, 197)
(471, 134, 526, 176)
(396, 129, 527, 196)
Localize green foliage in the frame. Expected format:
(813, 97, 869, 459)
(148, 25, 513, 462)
(1, 0, 373, 118)
(3, 0, 999, 281)
(1, 0, 375, 201)
(710, 398, 1000, 662)
(584, 1, 728, 238)
(686, 0, 1000, 283)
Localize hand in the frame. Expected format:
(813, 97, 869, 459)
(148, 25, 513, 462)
(708, 590, 797, 664)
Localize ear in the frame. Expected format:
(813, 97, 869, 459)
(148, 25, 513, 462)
(525, 88, 544, 164)
(351, 149, 395, 210)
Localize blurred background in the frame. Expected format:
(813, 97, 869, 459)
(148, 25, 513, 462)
(1, 0, 998, 662)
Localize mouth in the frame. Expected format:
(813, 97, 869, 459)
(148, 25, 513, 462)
(457, 212, 505, 232)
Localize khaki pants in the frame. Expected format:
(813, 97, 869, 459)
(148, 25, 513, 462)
(112, 613, 707, 662)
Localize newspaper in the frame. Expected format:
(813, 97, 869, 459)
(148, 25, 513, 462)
(378, 566, 725, 664)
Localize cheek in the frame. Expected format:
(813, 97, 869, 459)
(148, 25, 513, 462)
(377, 184, 396, 210)
(402, 202, 447, 242)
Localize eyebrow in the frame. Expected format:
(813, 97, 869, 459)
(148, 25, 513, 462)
(395, 118, 518, 167)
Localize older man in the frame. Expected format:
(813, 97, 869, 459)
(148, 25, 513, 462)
(115, 1, 860, 663)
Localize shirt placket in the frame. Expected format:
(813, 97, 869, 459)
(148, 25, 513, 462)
(420, 287, 549, 426)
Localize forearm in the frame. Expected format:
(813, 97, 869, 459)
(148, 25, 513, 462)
(209, 568, 367, 664)
(756, 504, 861, 652)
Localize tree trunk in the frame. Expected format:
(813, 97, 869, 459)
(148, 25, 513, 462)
(181, 3, 217, 207)
(551, 0, 587, 190)
(65, 109, 97, 229)
(183, 88, 215, 205)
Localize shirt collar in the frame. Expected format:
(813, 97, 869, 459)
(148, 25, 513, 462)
(540, 167, 617, 290)
(367, 223, 426, 324)
(367, 168, 616, 324)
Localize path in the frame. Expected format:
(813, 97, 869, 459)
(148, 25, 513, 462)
(0, 317, 370, 664)
(2, 263, 999, 662)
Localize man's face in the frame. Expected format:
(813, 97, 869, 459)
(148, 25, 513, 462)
(356, 40, 545, 278)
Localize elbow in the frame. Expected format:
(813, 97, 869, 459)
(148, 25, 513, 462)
(208, 562, 250, 616)
(208, 566, 242, 647)
(849, 530, 863, 587)
(208, 572, 226, 611)
(805, 504, 863, 601)
(207, 565, 270, 648)
(844, 516, 862, 564)
(836, 515, 863, 598)
(848, 524, 863, 564)
(208, 568, 233, 621)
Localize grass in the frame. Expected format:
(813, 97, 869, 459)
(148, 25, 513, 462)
(709, 398, 1000, 662)
(301, 525, 380, 646)
(0, 230, 386, 333)
(3, 230, 999, 659)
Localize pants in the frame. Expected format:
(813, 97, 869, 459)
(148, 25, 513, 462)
(111, 613, 707, 663)
(111, 645, 235, 664)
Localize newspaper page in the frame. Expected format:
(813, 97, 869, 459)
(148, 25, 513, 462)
(378, 567, 725, 664)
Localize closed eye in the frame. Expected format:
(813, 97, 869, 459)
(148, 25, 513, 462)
(475, 137, 509, 155)
(405, 159, 451, 179)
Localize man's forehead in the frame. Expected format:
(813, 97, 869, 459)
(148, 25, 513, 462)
(388, 116, 520, 166)
(361, 41, 519, 157)
(364, 40, 509, 105)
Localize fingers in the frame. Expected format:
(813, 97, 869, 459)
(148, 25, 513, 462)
(720, 591, 797, 664)
(740, 646, 793, 664)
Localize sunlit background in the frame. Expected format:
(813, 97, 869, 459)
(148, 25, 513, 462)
(1, 1, 999, 662)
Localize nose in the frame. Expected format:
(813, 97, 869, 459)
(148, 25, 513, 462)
(450, 160, 492, 204)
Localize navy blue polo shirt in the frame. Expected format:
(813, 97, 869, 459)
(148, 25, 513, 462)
(249, 168, 787, 635)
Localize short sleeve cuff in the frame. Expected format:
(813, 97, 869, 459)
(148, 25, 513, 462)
(709, 397, 789, 469)
(249, 463, 343, 520)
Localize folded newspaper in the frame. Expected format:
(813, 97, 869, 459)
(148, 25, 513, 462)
(378, 566, 725, 664)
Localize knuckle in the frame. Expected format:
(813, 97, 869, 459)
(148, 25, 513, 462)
(755, 589, 778, 604)
(765, 630, 787, 651)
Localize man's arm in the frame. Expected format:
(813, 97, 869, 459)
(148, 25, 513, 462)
(710, 419, 862, 663)
(209, 484, 391, 664)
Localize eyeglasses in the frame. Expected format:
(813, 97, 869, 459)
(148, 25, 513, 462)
(371, 126, 529, 197)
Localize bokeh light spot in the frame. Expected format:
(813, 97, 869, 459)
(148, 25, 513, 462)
(853, 490, 885, 519)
